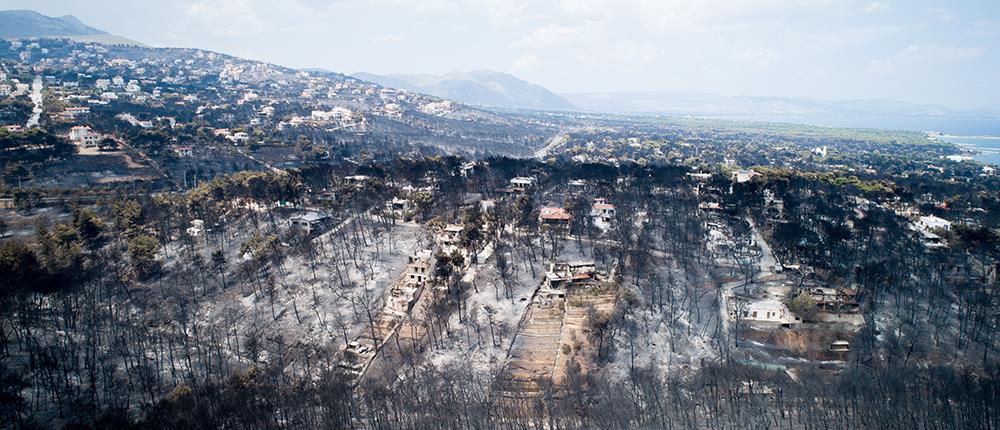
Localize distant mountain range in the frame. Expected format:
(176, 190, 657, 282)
(563, 91, 999, 120)
(351, 69, 998, 122)
(5, 8, 994, 130)
(352, 70, 576, 111)
(0, 10, 143, 46)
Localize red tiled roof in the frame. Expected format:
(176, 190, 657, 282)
(540, 207, 572, 220)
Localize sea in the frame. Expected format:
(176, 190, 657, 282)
(718, 115, 1000, 166)
(939, 135, 1000, 166)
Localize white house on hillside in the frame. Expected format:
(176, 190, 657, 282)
(289, 211, 331, 235)
(69, 126, 100, 147)
(406, 250, 434, 286)
(731, 169, 759, 183)
(741, 300, 788, 323)
(918, 215, 952, 232)
(227, 131, 249, 144)
(508, 177, 536, 193)
(591, 198, 616, 224)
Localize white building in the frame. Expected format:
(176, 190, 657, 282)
(508, 176, 536, 193)
(69, 126, 101, 147)
(186, 219, 205, 237)
(420, 100, 453, 116)
(440, 224, 463, 246)
(386, 197, 412, 215)
(61, 106, 90, 119)
(544, 261, 598, 289)
(406, 250, 434, 286)
(459, 161, 476, 177)
(289, 211, 331, 235)
(591, 198, 616, 223)
(731, 169, 759, 183)
(344, 175, 370, 183)
(310, 107, 353, 123)
(171, 145, 193, 157)
(741, 300, 787, 323)
(687, 172, 712, 181)
(918, 215, 952, 232)
(226, 131, 249, 144)
(240, 92, 259, 104)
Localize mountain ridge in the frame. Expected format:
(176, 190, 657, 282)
(352, 70, 577, 111)
(0, 9, 144, 46)
(563, 90, 999, 120)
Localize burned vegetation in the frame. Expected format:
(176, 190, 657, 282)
(0, 155, 998, 429)
(0, 37, 999, 430)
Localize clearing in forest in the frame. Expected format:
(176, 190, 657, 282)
(553, 287, 617, 385)
(494, 289, 566, 399)
(337, 273, 426, 383)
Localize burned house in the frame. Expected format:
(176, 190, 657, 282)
(507, 176, 536, 194)
(798, 287, 859, 313)
(186, 219, 205, 237)
(439, 224, 463, 246)
(386, 197, 413, 215)
(406, 250, 434, 286)
(289, 211, 332, 235)
(539, 207, 573, 226)
(591, 198, 616, 224)
(918, 229, 948, 250)
(936, 252, 999, 284)
(459, 161, 477, 177)
(313, 190, 337, 205)
(544, 261, 598, 289)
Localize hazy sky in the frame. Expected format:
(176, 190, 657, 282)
(6, 0, 1000, 108)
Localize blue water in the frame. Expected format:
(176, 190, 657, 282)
(723, 115, 1000, 136)
(718, 115, 1000, 165)
(802, 117, 1000, 136)
(939, 135, 1000, 166)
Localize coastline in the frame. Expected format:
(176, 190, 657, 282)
(938, 134, 1000, 140)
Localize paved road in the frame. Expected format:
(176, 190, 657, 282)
(718, 216, 781, 338)
(748, 217, 777, 276)
(236, 147, 285, 174)
(26, 76, 42, 128)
